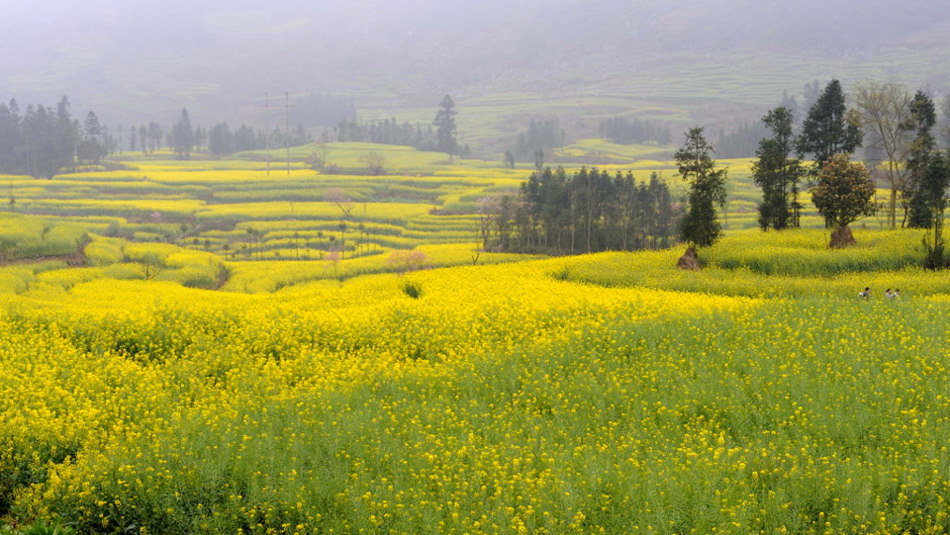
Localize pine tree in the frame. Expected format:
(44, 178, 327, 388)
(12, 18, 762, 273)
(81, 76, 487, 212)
(170, 108, 194, 160)
(919, 151, 950, 268)
(676, 127, 727, 247)
(148, 122, 163, 153)
(0, 101, 18, 171)
(797, 80, 863, 170)
(78, 111, 107, 164)
(433, 95, 457, 158)
(752, 107, 804, 230)
(208, 122, 234, 156)
(54, 97, 78, 172)
(905, 91, 938, 228)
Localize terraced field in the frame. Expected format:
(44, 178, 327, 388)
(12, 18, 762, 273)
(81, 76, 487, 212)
(1, 143, 948, 534)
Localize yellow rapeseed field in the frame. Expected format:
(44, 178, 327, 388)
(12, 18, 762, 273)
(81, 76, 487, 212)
(1, 149, 949, 533)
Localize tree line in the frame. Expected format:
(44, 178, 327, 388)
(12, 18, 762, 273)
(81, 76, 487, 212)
(332, 118, 434, 147)
(330, 95, 467, 158)
(682, 78, 948, 269)
(0, 93, 461, 177)
(502, 118, 567, 168)
(0, 97, 112, 178)
(599, 116, 672, 145)
(479, 167, 680, 254)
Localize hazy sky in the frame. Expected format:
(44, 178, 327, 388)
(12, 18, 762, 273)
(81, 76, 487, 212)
(2, 0, 948, 134)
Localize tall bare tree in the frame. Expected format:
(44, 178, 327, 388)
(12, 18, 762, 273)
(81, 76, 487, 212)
(854, 80, 913, 229)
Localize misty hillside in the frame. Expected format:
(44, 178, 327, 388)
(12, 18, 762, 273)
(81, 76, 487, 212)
(3, 0, 949, 154)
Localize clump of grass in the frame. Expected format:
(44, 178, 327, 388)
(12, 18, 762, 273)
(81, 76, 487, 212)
(551, 267, 571, 281)
(401, 280, 422, 298)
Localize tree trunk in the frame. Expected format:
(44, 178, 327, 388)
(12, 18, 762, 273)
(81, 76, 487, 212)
(829, 225, 856, 248)
(677, 245, 701, 271)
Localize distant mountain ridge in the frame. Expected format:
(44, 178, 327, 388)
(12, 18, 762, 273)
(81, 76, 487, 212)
(3, 0, 948, 152)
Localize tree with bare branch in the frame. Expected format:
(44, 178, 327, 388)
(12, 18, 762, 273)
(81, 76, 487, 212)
(854, 80, 913, 229)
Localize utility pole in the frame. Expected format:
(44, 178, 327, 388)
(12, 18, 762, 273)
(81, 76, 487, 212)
(264, 93, 272, 175)
(264, 92, 295, 176)
(285, 92, 291, 175)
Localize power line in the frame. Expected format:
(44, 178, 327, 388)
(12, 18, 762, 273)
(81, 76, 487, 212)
(263, 92, 295, 175)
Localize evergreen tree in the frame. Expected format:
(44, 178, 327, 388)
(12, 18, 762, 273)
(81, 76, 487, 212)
(942, 94, 950, 149)
(919, 151, 950, 268)
(599, 116, 672, 145)
(676, 127, 727, 247)
(752, 107, 804, 230)
(514, 118, 565, 157)
(54, 97, 78, 172)
(0, 97, 83, 177)
(138, 125, 148, 153)
(716, 121, 771, 158)
(433, 95, 457, 158)
(170, 108, 194, 160)
(78, 111, 107, 164)
(0, 101, 19, 171)
(905, 91, 938, 228)
(486, 166, 679, 254)
(208, 122, 234, 156)
(797, 80, 863, 170)
(22, 104, 62, 178)
(148, 122, 163, 152)
(194, 125, 207, 151)
(234, 124, 258, 152)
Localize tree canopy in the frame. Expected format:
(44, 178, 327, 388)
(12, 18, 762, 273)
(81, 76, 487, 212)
(170, 108, 194, 160)
(433, 95, 457, 158)
(854, 80, 913, 229)
(752, 107, 804, 230)
(811, 153, 876, 231)
(797, 80, 862, 169)
(479, 167, 680, 254)
(676, 127, 727, 247)
(0, 96, 86, 178)
(905, 91, 939, 229)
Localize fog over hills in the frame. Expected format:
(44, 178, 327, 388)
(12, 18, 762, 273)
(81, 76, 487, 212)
(3, 0, 949, 153)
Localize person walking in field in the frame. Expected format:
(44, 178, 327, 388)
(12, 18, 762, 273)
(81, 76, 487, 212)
(859, 287, 870, 299)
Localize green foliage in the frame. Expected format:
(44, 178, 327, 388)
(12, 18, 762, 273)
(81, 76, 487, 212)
(715, 121, 770, 158)
(432, 95, 457, 157)
(401, 279, 422, 298)
(796, 80, 863, 169)
(920, 151, 950, 269)
(207, 122, 234, 156)
(169, 108, 194, 160)
(513, 118, 565, 157)
(0, 97, 81, 179)
(334, 117, 433, 149)
(810, 153, 876, 230)
(906, 91, 940, 229)
(482, 167, 679, 254)
(0, 214, 87, 260)
(12, 520, 75, 535)
(752, 107, 804, 230)
(598, 116, 672, 146)
(676, 127, 727, 247)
